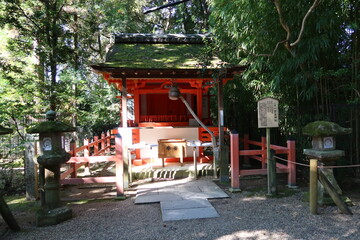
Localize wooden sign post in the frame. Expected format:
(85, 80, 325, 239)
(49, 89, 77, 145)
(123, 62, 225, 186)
(258, 97, 279, 195)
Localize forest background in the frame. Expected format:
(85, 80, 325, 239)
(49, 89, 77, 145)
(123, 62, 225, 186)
(0, 0, 359, 192)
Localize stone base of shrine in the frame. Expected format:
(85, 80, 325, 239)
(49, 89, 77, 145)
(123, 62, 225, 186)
(131, 162, 216, 180)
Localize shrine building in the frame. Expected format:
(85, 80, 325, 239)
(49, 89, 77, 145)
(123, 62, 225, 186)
(91, 33, 245, 171)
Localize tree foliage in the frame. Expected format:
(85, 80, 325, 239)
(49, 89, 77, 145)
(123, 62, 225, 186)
(210, 0, 359, 128)
(209, 0, 360, 173)
(0, 0, 210, 135)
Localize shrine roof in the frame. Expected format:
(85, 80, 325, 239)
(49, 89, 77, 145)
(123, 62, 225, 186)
(93, 33, 225, 70)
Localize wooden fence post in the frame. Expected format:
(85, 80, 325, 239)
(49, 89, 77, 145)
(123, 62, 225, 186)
(70, 139, 77, 178)
(115, 133, 125, 199)
(94, 135, 99, 156)
(230, 132, 241, 192)
(310, 159, 318, 214)
(287, 140, 296, 186)
(268, 149, 277, 195)
(84, 138, 90, 175)
(84, 138, 89, 157)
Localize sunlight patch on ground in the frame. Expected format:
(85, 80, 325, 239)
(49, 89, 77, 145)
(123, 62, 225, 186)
(215, 230, 290, 240)
(242, 196, 267, 202)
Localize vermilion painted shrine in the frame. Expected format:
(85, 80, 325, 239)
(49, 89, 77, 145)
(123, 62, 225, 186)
(60, 33, 296, 196)
(91, 33, 245, 127)
(91, 33, 245, 164)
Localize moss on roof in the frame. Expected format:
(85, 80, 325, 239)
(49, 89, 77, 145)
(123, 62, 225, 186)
(102, 43, 222, 69)
(302, 121, 352, 136)
(27, 121, 76, 134)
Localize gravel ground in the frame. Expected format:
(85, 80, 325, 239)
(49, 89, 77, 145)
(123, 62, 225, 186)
(1, 178, 360, 240)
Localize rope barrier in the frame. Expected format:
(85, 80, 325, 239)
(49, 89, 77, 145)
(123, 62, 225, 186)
(274, 155, 310, 167)
(273, 155, 360, 169)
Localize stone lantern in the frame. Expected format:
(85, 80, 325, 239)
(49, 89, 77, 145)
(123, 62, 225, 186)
(303, 121, 351, 205)
(27, 110, 75, 226)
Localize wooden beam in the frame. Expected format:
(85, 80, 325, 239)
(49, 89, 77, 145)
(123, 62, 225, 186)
(230, 132, 240, 191)
(66, 156, 117, 163)
(91, 66, 247, 80)
(318, 168, 352, 215)
(239, 150, 266, 156)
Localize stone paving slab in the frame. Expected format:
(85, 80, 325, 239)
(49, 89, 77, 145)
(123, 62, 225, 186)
(162, 206, 220, 221)
(159, 186, 202, 194)
(161, 199, 213, 210)
(179, 192, 228, 199)
(136, 178, 192, 189)
(135, 178, 228, 220)
(134, 192, 183, 204)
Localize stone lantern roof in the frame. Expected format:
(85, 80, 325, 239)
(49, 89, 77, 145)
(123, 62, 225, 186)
(302, 121, 352, 137)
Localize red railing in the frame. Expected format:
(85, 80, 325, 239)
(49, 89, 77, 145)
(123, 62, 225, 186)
(61, 131, 114, 181)
(230, 133, 296, 190)
(60, 131, 125, 197)
(140, 114, 190, 122)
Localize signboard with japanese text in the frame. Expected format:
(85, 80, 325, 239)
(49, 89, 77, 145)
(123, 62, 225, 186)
(257, 97, 279, 128)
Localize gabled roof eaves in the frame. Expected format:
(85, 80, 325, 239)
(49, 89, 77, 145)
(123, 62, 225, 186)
(114, 33, 210, 44)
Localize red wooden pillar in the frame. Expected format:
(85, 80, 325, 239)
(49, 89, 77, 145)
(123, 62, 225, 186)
(106, 131, 111, 154)
(230, 132, 241, 192)
(287, 140, 296, 186)
(134, 88, 140, 126)
(101, 132, 105, 153)
(70, 140, 77, 178)
(115, 134, 125, 198)
(94, 135, 99, 156)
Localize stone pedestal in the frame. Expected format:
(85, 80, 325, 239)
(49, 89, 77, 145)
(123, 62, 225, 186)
(36, 207, 73, 227)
